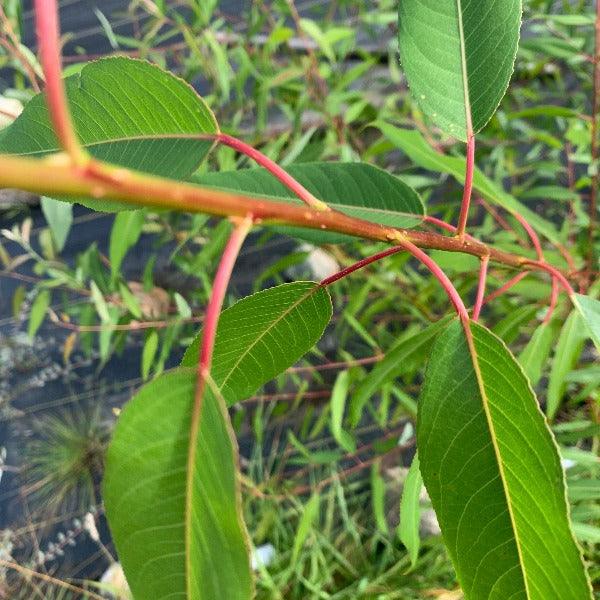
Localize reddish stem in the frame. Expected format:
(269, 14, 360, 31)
(401, 239, 469, 321)
(321, 239, 468, 321)
(543, 277, 559, 324)
(482, 271, 530, 306)
(456, 134, 475, 241)
(197, 217, 252, 378)
(524, 260, 576, 296)
(33, 0, 86, 164)
(513, 212, 544, 261)
(423, 215, 478, 243)
(185, 216, 252, 587)
(424, 214, 457, 234)
(320, 246, 404, 286)
(216, 133, 328, 211)
(472, 256, 489, 321)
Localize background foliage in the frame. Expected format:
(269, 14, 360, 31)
(0, 0, 598, 598)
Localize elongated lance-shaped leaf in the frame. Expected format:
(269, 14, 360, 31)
(0, 57, 218, 211)
(399, 452, 423, 568)
(547, 311, 586, 421)
(572, 293, 600, 351)
(193, 162, 425, 243)
(398, 0, 522, 140)
(182, 282, 333, 403)
(104, 369, 252, 600)
(418, 319, 591, 599)
(376, 124, 560, 244)
(105, 282, 332, 599)
(517, 320, 560, 387)
(349, 316, 452, 427)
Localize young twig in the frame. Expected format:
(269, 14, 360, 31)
(185, 216, 252, 592)
(456, 133, 475, 241)
(215, 133, 329, 211)
(33, 0, 87, 165)
(473, 255, 489, 321)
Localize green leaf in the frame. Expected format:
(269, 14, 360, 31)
(399, 453, 423, 568)
(292, 493, 320, 564)
(330, 370, 355, 453)
(418, 320, 591, 599)
(105, 281, 333, 598)
(371, 461, 388, 535)
(41, 197, 73, 252)
(141, 330, 158, 380)
(182, 282, 333, 403)
(518, 320, 560, 387)
(28, 289, 50, 339)
(109, 210, 145, 280)
(377, 124, 560, 243)
(547, 311, 586, 421)
(104, 369, 253, 600)
(194, 162, 425, 243)
(398, 0, 521, 140)
(0, 57, 218, 212)
(350, 316, 452, 427)
(572, 293, 600, 351)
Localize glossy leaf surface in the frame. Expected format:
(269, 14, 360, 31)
(418, 320, 591, 599)
(398, 0, 521, 140)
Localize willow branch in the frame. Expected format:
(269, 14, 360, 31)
(0, 152, 570, 279)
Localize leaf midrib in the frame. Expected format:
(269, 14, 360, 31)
(463, 320, 530, 598)
(455, 0, 474, 136)
(3, 132, 215, 157)
(217, 283, 324, 394)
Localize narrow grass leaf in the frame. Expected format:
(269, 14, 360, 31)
(350, 316, 452, 427)
(292, 493, 320, 564)
(547, 311, 586, 420)
(377, 124, 559, 243)
(41, 197, 72, 252)
(371, 461, 388, 535)
(141, 330, 158, 380)
(399, 453, 423, 568)
(109, 210, 145, 280)
(572, 293, 600, 351)
(330, 370, 355, 453)
(518, 320, 560, 387)
(28, 289, 50, 339)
